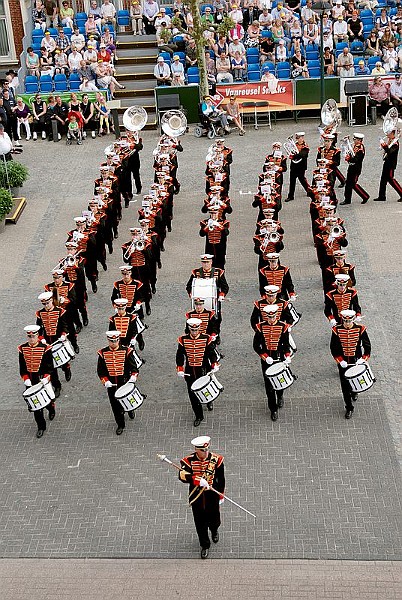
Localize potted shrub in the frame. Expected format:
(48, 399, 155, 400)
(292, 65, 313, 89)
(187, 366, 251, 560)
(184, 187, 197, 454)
(0, 161, 29, 197)
(0, 188, 13, 232)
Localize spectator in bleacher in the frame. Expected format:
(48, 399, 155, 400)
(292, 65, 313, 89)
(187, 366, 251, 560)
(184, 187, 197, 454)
(68, 48, 83, 72)
(131, 1, 144, 35)
(204, 27, 217, 50)
(347, 10, 364, 43)
(259, 31, 275, 63)
(368, 76, 390, 116)
(276, 39, 288, 62)
(80, 94, 97, 138)
(98, 44, 113, 63)
(323, 30, 334, 51)
(13, 97, 31, 141)
(83, 43, 98, 64)
(332, 0, 345, 21)
(170, 54, 185, 84)
(365, 29, 381, 56)
(380, 27, 395, 50)
(185, 10, 194, 29)
(153, 56, 172, 86)
(42, 30, 57, 55)
(101, 0, 117, 28)
(337, 45, 355, 76)
(323, 47, 335, 75)
(259, 8, 273, 30)
(229, 22, 246, 42)
(86, 14, 101, 40)
(80, 77, 99, 92)
(43, 0, 58, 29)
(89, 0, 103, 25)
(205, 51, 217, 85)
(392, 7, 402, 28)
(245, 20, 262, 48)
(390, 73, 402, 114)
(102, 27, 117, 56)
(355, 59, 370, 75)
(371, 61, 386, 75)
(230, 5, 244, 24)
(59, 1, 74, 29)
(289, 16, 303, 44)
(224, 94, 245, 135)
(231, 50, 247, 80)
(56, 27, 72, 54)
(216, 52, 234, 82)
(201, 7, 215, 26)
(33, 0, 47, 32)
(26, 47, 40, 78)
(291, 48, 309, 77)
(229, 35, 246, 58)
(333, 15, 348, 45)
(243, 0, 260, 30)
(383, 43, 398, 72)
(185, 37, 198, 66)
(322, 12, 332, 35)
(156, 8, 172, 28)
(77, 59, 95, 81)
(2, 89, 18, 144)
(97, 61, 124, 96)
(54, 48, 69, 75)
(394, 23, 402, 47)
(301, 0, 316, 25)
(71, 26, 86, 52)
(376, 8, 391, 37)
(173, 7, 187, 30)
(40, 47, 55, 77)
(303, 18, 319, 47)
(214, 34, 229, 56)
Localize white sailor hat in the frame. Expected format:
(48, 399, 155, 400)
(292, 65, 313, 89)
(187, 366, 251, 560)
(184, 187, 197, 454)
(215, 138, 225, 143)
(114, 298, 128, 306)
(191, 435, 211, 448)
(333, 249, 346, 257)
(295, 131, 305, 137)
(38, 291, 53, 302)
(266, 252, 279, 259)
(335, 274, 350, 283)
(24, 324, 41, 334)
(193, 297, 205, 304)
(187, 317, 202, 327)
(272, 141, 282, 147)
(353, 133, 364, 139)
(264, 285, 280, 294)
(100, 164, 110, 170)
(74, 216, 86, 223)
(340, 309, 356, 319)
(200, 253, 214, 260)
(139, 218, 150, 224)
(323, 134, 335, 140)
(262, 304, 279, 314)
(106, 330, 121, 339)
(65, 241, 78, 248)
(130, 227, 142, 233)
(52, 269, 64, 276)
(322, 203, 335, 210)
(119, 265, 132, 272)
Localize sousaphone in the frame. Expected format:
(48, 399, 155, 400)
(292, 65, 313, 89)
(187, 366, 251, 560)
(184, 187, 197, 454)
(122, 105, 148, 132)
(161, 109, 187, 137)
(319, 98, 342, 136)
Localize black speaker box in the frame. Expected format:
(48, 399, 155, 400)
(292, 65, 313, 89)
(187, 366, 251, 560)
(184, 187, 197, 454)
(344, 79, 369, 95)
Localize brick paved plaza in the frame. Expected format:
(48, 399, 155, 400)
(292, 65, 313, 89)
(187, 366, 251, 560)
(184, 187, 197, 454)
(0, 119, 401, 597)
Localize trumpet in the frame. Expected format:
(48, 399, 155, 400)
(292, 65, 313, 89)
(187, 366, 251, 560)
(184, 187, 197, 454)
(340, 136, 354, 159)
(123, 239, 145, 260)
(54, 255, 76, 271)
(283, 136, 298, 157)
(208, 219, 220, 231)
(330, 224, 344, 238)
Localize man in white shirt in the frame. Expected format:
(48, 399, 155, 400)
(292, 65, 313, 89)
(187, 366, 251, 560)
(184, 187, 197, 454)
(70, 26, 86, 52)
(101, 0, 116, 27)
(301, 0, 316, 25)
(228, 36, 246, 58)
(68, 48, 83, 72)
(155, 8, 172, 29)
(0, 123, 13, 161)
(143, 0, 159, 34)
(153, 56, 171, 85)
(259, 8, 272, 29)
(333, 15, 348, 45)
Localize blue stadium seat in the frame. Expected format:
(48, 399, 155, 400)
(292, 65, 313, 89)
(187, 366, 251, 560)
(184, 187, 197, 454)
(39, 74, 53, 92)
(350, 40, 364, 54)
(54, 73, 68, 91)
(25, 75, 39, 94)
(308, 67, 321, 77)
(248, 71, 261, 81)
(117, 10, 130, 27)
(69, 73, 81, 91)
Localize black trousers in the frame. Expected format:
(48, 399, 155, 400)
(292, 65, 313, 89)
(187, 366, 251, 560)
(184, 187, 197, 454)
(107, 387, 125, 428)
(378, 166, 402, 200)
(288, 166, 310, 200)
(344, 168, 369, 203)
(33, 401, 55, 431)
(337, 364, 356, 411)
(260, 360, 283, 413)
(186, 377, 204, 421)
(191, 493, 221, 549)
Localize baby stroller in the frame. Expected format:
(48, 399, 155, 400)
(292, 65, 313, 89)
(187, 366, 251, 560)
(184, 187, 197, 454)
(194, 103, 225, 139)
(66, 110, 84, 145)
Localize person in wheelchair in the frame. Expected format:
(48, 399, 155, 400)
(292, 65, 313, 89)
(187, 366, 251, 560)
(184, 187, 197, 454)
(66, 111, 83, 145)
(201, 96, 230, 134)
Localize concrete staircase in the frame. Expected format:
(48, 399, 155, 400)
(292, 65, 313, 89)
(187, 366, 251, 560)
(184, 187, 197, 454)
(114, 33, 158, 130)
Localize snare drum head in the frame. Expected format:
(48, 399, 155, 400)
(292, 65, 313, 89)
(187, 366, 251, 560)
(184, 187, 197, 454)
(265, 362, 285, 376)
(345, 365, 365, 378)
(191, 375, 210, 392)
(115, 381, 135, 399)
(23, 382, 43, 397)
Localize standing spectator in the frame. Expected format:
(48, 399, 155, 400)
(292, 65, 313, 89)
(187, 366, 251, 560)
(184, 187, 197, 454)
(32, 93, 47, 140)
(68, 48, 83, 72)
(4, 73, 18, 96)
(131, 1, 144, 35)
(0, 124, 13, 161)
(216, 52, 234, 83)
(2, 89, 18, 144)
(333, 15, 348, 45)
(13, 97, 32, 141)
(26, 47, 40, 77)
(368, 76, 390, 117)
(153, 56, 171, 86)
(54, 95, 69, 138)
(390, 73, 402, 115)
(80, 94, 97, 139)
(59, 1, 74, 29)
(33, 0, 47, 32)
(337, 46, 355, 77)
(347, 11, 364, 43)
(101, 0, 117, 27)
(44, 95, 58, 140)
(43, 0, 58, 29)
(143, 0, 159, 34)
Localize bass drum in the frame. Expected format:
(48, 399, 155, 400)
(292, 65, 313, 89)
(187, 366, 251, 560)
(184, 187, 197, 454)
(192, 278, 217, 312)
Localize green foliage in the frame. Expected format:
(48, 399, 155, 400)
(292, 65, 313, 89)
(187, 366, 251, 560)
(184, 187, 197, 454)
(0, 188, 13, 222)
(217, 16, 235, 37)
(0, 161, 29, 188)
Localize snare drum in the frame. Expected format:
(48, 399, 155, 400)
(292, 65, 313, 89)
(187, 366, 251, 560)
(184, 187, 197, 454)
(114, 381, 145, 411)
(265, 362, 294, 391)
(52, 339, 75, 369)
(135, 314, 146, 334)
(130, 346, 143, 369)
(289, 333, 297, 357)
(192, 278, 217, 312)
(23, 381, 55, 411)
(344, 362, 375, 393)
(287, 302, 301, 326)
(191, 373, 223, 405)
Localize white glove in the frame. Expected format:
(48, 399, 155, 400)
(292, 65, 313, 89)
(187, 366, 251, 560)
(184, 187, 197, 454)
(219, 497, 225, 505)
(354, 315, 362, 322)
(288, 326, 292, 333)
(40, 377, 50, 385)
(199, 477, 210, 489)
(210, 334, 217, 341)
(177, 371, 185, 378)
(129, 374, 138, 383)
(284, 356, 292, 366)
(339, 360, 348, 369)
(289, 294, 297, 301)
(59, 296, 65, 304)
(105, 381, 113, 389)
(59, 334, 67, 342)
(130, 338, 137, 347)
(218, 296, 224, 302)
(356, 358, 365, 365)
(265, 356, 274, 365)
(24, 379, 32, 387)
(330, 319, 337, 327)
(133, 303, 141, 312)
(211, 364, 220, 373)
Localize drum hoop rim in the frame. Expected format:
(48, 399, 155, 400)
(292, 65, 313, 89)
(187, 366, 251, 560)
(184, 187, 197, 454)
(115, 381, 137, 398)
(344, 364, 367, 377)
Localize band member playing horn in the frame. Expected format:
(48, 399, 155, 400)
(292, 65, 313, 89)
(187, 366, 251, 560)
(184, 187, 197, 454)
(199, 207, 230, 270)
(97, 330, 139, 435)
(330, 309, 371, 419)
(121, 227, 153, 315)
(324, 274, 362, 325)
(109, 297, 145, 351)
(314, 218, 348, 270)
(285, 132, 311, 202)
(316, 134, 343, 187)
(62, 240, 89, 327)
(44, 269, 80, 351)
(253, 304, 292, 422)
(179, 436, 225, 560)
(18, 325, 56, 438)
(176, 318, 220, 427)
(340, 133, 369, 205)
(264, 142, 287, 194)
(373, 126, 402, 202)
(259, 252, 297, 301)
(324, 249, 356, 293)
(67, 216, 98, 294)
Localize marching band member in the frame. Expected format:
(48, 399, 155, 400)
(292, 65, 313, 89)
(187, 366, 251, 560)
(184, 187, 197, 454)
(250, 285, 296, 332)
(109, 297, 145, 351)
(67, 216, 99, 294)
(62, 240, 89, 327)
(340, 133, 369, 205)
(285, 132, 311, 202)
(253, 220, 284, 270)
(44, 269, 80, 350)
(179, 436, 225, 560)
(126, 130, 143, 198)
(206, 161, 230, 197)
(373, 126, 402, 202)
(185, 297, 219, 340)
(97, 330, 139, 435)
(121, 227, 153, 314)
(324, 274, 362, 325)
(316, 134, 344, 188)
(314, 216, 348, 270)
(252, 188, 281, 222)
(330, 309, 371, 419)
(111, 266, 144, 318)
(259, 252, 297, 301)
(253, 304, 292, 422)
(325, 249, 356, 291)
(186, 254, 229, 331)
(36, 291, 69, 391)
(18, 325, 56, 438)
(201, 192, 233, 221)
(176, 318, 220, 427)
(199, 206, 230, 269)
(264, 142, 287, 194)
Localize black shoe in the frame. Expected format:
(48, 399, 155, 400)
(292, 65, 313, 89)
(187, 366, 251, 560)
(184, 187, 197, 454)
(207, 402, 214, 411)
(373, 197, 386, 201)
(338, 182, 345, 188)
(138, 338, 145, 351)
(49, 411, 55, 421)
(339, 201, 350, 206)
(215, 335, 221, 345)
(83, 318, 89, 327)
(91, 282, 98, 293)
(361, 197, 369, 204)
(108, 244, 113, 254)
(352, 394, 358, 402)
(36, 429, 44, 438)
(116, 427, 124, 435)
(271, 411, 278, 422)
(278, 397, 284, 408)
(75, 325, 82, 334)
(128, 410, 135, 420)
(200, 548, 209, 559)
(157, 261, 162, 269)
(151, 286, 156, 294)
(114, 232, 119, 239)
(284, 197, 293, 202)
(212, 531, 219, 544)
(398, 198, 402, 202)
(146, 306, 151, 316)
(73, 345, 79, 354)
(194, 417, 204, 427)
(54, 387, 61, 399)
(65, 367, 72, 381)
(345, 409, 353, 419)
(125, 200, 130, 208)
(161, 246, 165, 252)
(167, 225, 172, 232)
(102, 263, 108, 271)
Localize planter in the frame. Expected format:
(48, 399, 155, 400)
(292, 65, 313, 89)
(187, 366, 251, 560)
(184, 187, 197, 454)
(11, 187, 21, 198)
(0, 219, 5, 234)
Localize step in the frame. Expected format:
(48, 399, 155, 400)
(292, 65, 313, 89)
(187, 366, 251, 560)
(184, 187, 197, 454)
(117, 47, 158, 58)
(118, 119, 157, 131)
(116, 55, 157, 66)
(117, 33, 156, 45)
(115, 79, 156, 92)
(117, 96, 156, 110)
(116, 70, 154, 81)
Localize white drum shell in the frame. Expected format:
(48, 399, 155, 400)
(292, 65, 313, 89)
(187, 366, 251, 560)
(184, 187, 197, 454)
(344, 363, 375, 393)
(115, 381, 144, 411)
(287, 302, 300, 326)
(191, 374, 223, 404)
(265, 362, 294, 391)
(191, 278, 217, 312)
(52, 339, 75, 369)
(23, 382, 55, 411)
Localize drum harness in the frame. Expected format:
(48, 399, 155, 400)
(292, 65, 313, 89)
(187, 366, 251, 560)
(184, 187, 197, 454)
(188, 453, 219, 505)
